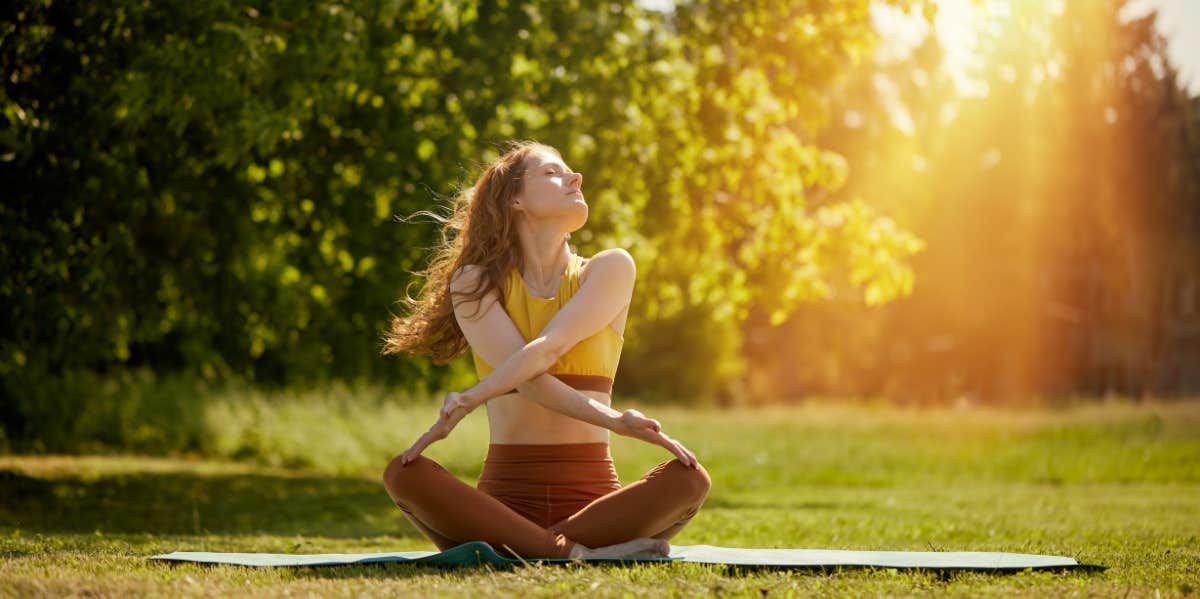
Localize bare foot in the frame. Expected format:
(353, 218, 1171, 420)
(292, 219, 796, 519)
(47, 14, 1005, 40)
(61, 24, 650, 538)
(570, 538, 670, 559)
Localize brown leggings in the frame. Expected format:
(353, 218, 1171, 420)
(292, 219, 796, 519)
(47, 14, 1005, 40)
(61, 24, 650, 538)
(382, 442, 712, 559)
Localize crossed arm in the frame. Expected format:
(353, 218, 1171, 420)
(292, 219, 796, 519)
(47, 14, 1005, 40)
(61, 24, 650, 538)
(456, 249, 636, 413)
(396, 249, 698, 467)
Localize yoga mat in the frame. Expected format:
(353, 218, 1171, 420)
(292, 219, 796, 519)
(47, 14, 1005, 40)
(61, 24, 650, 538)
(150, 541, 1104, 572)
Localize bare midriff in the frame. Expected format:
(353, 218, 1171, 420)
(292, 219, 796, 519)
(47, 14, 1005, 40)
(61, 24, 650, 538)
(486, 389, 612, 444)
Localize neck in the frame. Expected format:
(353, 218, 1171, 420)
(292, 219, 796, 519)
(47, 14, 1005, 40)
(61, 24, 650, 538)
(515, 222, 571, 290)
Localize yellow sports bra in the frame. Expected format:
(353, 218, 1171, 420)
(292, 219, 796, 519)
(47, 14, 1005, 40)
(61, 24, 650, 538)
(470, 251, 625, 394)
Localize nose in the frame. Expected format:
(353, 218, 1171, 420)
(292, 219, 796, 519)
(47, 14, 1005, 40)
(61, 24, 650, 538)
(571, 171, 583, 189)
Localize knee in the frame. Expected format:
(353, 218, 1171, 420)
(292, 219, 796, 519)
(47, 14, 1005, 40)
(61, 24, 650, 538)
(668, 458, 712, 503)
(382, 454, 436, 503)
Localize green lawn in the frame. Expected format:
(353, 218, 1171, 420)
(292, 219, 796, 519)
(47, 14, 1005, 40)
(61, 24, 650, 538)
(2, 396, 1198, 597)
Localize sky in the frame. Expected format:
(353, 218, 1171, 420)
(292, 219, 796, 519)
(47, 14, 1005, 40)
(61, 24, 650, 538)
(870, 0, 1200, 96)
(1124, 0, 1200, 94)
(637, 0, 1200, 96)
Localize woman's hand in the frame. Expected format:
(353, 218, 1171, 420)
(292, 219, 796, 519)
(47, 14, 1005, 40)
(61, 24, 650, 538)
(615, 408, 699, 468)
(398, 391, 477, 466)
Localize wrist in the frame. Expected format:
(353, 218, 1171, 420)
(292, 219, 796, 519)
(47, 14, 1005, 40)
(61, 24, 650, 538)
(461, 389, 487, 409)
(608, 410, 630, 435)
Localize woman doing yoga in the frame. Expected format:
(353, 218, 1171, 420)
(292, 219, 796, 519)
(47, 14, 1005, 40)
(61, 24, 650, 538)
(379, 140, 711, 560)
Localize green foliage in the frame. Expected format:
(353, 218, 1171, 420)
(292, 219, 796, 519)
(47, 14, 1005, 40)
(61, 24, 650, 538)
(1, 0, 930, 442)
(594, 1, 930, 400)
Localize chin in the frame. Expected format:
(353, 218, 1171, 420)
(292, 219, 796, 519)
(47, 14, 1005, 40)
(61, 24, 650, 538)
(562, 201, 587, 226)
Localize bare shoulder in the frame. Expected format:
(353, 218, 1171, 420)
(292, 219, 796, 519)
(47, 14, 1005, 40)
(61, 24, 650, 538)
(580, 248, 636, 284)
(448, 264, 505, 318)
(449, 264, 487, 293)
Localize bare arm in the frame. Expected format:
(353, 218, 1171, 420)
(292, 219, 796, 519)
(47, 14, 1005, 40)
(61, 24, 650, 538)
(458, 249, 636, 408)
(450, 261, 628, 431)
(397, 257, 698, 467)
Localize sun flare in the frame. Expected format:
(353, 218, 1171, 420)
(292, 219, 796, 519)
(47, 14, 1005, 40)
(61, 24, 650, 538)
(872, 0, 1023, 97)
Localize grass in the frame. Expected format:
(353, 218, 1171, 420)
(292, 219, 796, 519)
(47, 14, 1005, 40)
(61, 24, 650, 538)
(1, 392, 1198, 597)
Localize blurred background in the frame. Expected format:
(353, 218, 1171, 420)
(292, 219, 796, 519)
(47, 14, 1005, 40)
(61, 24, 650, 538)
(2, 0, 1198, 456)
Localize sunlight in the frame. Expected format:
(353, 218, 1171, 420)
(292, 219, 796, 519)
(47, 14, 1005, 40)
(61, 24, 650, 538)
(836, 0, 1166, 402)
(872, 0, 1017, 97)
(935, 0, 992, 96)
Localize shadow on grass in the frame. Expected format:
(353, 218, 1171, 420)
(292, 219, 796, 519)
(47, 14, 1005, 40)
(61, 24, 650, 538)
(0, 468, 417, 539)
(0, 465, 862, 539)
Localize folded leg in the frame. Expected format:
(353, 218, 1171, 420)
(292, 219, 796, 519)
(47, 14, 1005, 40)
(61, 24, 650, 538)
(548, 458, 712, 548)
(382, 455, 576, 559)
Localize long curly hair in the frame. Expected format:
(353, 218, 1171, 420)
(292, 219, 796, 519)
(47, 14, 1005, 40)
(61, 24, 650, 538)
(380, 139, 565, 364)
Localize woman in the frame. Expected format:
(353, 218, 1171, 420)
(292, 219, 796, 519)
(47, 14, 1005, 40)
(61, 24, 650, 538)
(379, 140, 711, 560)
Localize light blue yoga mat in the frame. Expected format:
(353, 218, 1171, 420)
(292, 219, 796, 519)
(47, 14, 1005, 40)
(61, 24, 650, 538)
(150, 541, 1104, 572)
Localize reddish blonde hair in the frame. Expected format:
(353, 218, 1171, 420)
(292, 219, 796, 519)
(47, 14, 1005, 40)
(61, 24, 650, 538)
(380, 140, 562, 364)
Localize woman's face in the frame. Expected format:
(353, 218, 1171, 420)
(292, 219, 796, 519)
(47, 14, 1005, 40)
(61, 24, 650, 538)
(513, 151, 587, 228)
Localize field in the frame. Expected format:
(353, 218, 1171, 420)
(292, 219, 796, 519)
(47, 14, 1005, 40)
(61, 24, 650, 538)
(1, 391, 1198, 597)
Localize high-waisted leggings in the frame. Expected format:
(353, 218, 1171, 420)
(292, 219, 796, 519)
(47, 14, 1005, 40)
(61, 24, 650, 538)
(382, 442, 712, 559)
